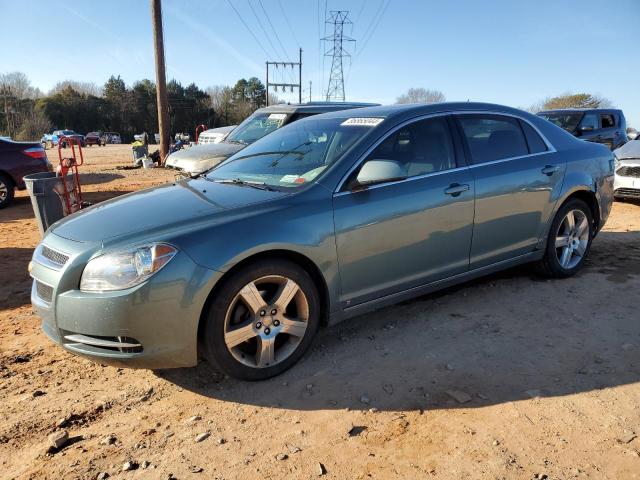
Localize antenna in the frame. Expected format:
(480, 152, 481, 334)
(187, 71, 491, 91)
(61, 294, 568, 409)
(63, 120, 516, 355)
(322, 10, 354, 101)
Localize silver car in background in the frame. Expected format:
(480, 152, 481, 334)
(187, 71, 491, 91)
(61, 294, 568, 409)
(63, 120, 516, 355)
(613, 137, 640, 199)
(164, 102, 377, 176)
(197, 126, 236, 145)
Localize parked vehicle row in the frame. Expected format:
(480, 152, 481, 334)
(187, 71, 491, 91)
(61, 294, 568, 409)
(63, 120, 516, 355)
(41, 130, 85, 149)
(165, 102, 378, 176)
(29, 102, 615, 380)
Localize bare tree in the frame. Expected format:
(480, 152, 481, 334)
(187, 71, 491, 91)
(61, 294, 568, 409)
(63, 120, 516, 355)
(396, 88, 445, 104)
(16, 109, 52, 141)
(0, 71, 41, 99)
(49, 80, 103, 97)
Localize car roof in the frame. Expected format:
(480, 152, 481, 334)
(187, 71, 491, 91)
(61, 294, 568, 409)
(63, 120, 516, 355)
(256, 101, 380, 115)
(304, 101, 540, 122)
(538, 108, 622, 114)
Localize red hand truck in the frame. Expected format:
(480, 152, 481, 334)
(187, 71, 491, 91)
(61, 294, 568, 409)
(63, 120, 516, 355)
(55, 137, 86, 215)
(195, 124, 208, 144)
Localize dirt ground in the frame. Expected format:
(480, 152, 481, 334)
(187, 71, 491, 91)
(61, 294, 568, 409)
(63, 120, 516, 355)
(1, 144, 639, 480)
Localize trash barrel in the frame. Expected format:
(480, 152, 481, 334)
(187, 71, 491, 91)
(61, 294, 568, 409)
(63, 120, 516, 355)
(132, 145, 148, 165)
(24, 172, 70, 237)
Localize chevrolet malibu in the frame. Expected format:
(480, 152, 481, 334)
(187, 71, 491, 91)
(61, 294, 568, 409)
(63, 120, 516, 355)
(30, 103, 614, 380)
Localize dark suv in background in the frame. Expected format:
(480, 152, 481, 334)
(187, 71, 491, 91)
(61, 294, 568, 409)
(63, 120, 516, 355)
(537, 108, 627, 150)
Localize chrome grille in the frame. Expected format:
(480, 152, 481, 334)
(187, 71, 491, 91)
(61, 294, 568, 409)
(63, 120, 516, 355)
(41, 245, 69, 266)
(35, 280, 53, 303)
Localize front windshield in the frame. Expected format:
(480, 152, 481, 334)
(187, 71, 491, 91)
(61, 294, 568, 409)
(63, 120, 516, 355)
(207, 116, 374, 189)
(538, 112, 583, 132)
(225, 112, 288, 145)
(61, 130, 76, 135)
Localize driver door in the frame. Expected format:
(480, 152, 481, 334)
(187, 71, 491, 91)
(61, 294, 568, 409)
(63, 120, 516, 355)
(332, 115, 475, 308)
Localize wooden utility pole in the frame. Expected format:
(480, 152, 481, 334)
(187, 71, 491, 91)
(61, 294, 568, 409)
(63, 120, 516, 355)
(151, 0, 170, 162)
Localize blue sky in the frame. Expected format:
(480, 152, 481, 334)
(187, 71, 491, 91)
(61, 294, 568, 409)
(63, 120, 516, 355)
(1, 0, 639, 126)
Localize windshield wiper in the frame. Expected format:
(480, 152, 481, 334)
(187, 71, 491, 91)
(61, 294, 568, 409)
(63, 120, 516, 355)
(225, 139, 248, 145)
(214, 178, 278, 191)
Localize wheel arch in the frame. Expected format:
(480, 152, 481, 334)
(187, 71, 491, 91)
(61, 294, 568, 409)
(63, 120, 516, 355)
(0, 169, 17, 187)
(196, 248, 331, 348)
(558, 187, 600, 231)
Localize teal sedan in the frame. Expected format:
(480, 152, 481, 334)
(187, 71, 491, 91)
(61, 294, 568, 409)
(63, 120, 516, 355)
(30, 102, 614, 380)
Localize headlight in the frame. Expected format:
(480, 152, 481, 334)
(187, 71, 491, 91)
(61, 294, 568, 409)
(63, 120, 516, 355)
(80, 243, 177, 292)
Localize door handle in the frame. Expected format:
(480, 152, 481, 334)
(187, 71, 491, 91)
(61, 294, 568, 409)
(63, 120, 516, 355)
(444, 183, 470, 196)
(541, 165, 560, 176)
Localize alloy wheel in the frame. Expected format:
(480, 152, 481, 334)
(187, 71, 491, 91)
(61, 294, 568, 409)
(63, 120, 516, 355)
(224, 275, 309, 368)
(555, 209, 589, 269)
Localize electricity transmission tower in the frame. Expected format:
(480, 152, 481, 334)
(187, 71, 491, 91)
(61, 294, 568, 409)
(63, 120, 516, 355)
(323, 10, 354, 101)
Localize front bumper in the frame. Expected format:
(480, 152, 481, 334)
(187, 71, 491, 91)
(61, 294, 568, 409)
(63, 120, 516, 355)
(614, 163, 640, 198)
(30, 234, 222, 369)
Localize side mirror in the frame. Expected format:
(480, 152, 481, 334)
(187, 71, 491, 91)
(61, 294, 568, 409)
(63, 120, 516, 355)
(354, 160, 406, 189)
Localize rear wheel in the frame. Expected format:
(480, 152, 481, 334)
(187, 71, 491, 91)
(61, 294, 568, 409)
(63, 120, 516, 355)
(538, 198, 593, 277)
(0, 174, 15, 209)
(201, 259, 320, 380)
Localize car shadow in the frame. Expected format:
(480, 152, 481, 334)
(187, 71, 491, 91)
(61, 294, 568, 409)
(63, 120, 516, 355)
(78, 172, 125, 186)
(0, 247, 35, 308)
(157, 229, 640, 412)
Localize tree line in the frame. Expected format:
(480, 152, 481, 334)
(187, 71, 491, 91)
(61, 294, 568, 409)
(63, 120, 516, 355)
(1, 72, 622, 143)
(0, 72, 276, 142)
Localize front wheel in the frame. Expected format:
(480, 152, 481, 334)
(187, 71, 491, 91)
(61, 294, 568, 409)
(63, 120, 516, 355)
(538, 198, 593, 277)
(201, 259, 320, 380)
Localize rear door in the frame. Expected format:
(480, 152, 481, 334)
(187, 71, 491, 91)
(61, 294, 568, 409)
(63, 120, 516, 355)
(333, 115, 475, 307)
(598, 112, 618, 150)
(455, 113, 565, 269)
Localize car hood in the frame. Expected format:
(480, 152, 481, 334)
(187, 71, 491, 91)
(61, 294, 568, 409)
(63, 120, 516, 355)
(51, 178, 285, 243)
(165, 142, 244, 174)
(614, 140, 640, 160)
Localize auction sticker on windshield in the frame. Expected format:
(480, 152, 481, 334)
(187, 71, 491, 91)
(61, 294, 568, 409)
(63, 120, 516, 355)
(341, 117, 384, 126)
(268, 113, 287, 121)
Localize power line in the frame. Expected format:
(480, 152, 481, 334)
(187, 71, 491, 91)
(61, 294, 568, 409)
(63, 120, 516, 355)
(246, 0, 280, 59)
(257, 0, 296, 84)
(258, 0, 290, 60)
(277, 0, 300, 47)
(355, 0, 390, 62)
(225, 0, 271, 59)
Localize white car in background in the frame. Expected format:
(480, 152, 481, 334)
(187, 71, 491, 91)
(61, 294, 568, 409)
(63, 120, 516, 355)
(613, 138, 640, 200)
(198, 125, 236, 145)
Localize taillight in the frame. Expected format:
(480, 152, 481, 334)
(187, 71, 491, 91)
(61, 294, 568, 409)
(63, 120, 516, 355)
(23, 147, 47, 160)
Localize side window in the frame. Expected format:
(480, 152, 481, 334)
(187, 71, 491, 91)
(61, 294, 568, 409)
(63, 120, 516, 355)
(458, 115, 528, 163)
(520, 120, 548, 154)
(580, 113, 598, 130)
(287, 112, 315, 123)
(364, 116, 456, 179)
(600, 114, 615, 129)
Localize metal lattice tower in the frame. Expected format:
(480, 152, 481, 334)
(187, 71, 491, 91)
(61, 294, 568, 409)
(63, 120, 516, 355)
(323, 11, 354, 101)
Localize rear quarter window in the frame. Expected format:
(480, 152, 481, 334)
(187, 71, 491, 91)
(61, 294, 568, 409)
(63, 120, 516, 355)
(520, 120, 548, 154)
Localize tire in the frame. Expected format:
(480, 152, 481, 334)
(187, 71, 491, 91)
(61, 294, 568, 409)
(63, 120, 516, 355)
(537, 198, 593, 278)
(201, 259, 320, 381)
(0, 173, 15, 209)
